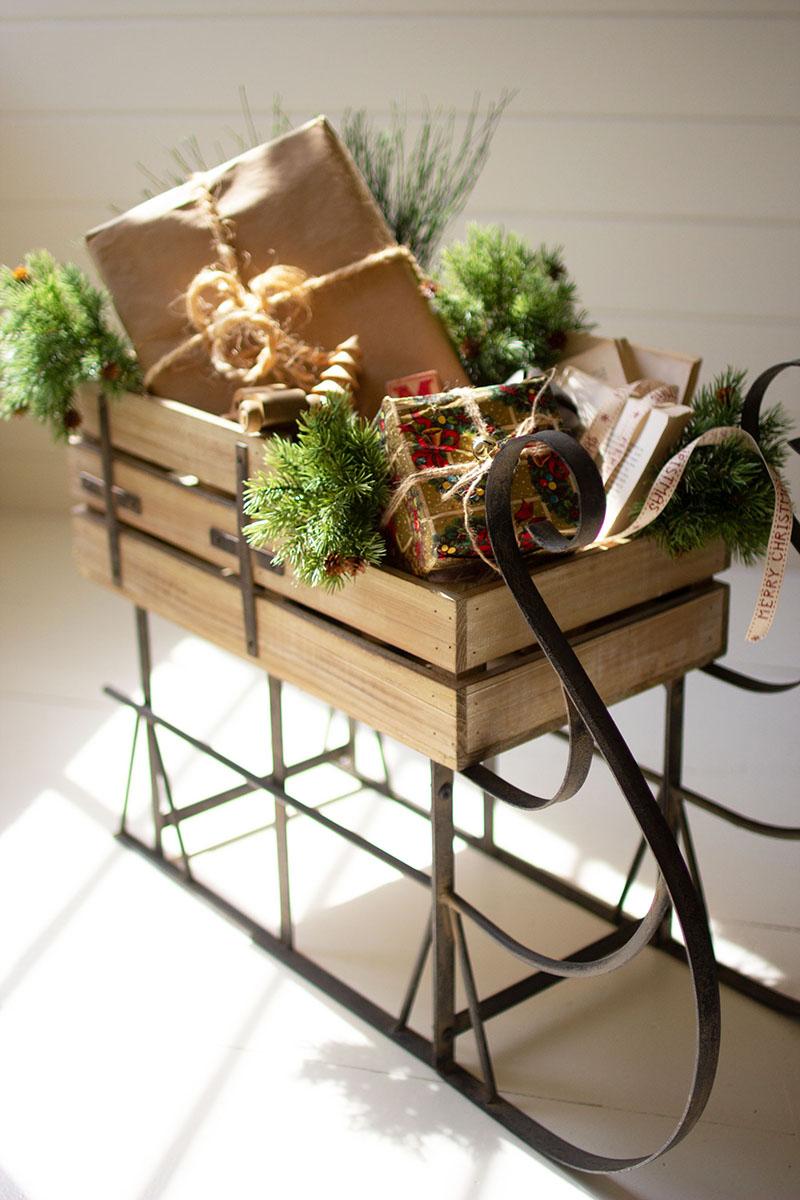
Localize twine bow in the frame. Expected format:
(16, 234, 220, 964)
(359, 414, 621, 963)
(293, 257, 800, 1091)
(144, 173, 412, 394)
(382, 373, 555, 571)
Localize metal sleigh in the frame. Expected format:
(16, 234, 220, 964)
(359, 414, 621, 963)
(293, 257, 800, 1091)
(97, 363, 798, 1175)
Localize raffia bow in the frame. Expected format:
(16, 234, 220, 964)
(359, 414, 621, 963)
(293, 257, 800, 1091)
(143, 173, 412, 395)
(381, 372, 556, 571)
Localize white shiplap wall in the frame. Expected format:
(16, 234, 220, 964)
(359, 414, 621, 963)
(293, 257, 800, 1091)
(1, 2, 799, 510)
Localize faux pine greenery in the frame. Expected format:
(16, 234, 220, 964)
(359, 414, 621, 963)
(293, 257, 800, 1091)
(647, 367, 791, 564)
(137, 92, 512, 269)
(340, 95, 513, 268)
(0, 251, 141, 438)
(433, 225, 591, 385)
(243, 397, 390, 589)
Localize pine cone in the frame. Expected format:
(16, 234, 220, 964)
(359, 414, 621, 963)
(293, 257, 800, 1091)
(545, 329, 567, 353)
(324, 554, 366, 579)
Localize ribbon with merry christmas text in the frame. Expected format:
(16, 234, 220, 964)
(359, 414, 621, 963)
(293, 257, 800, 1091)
(598, 361, 800, 642)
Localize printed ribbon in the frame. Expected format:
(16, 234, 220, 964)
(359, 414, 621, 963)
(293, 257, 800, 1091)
(595, 361, 800, 642)
(580, 378, 678, 480)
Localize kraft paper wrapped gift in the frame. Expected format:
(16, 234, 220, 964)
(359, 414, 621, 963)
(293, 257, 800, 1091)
(86, 116, 467, 416)
(379, 380, 580, 578)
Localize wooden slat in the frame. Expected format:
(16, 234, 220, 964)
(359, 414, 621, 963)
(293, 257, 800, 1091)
(460, 537, 728, 671)
(71, 511, 461, 764)
(6, 16, 797, 119)
(463, 583, 728, 764)
(73, 386, 244, 492)
(6, 115, 798, 226)
(71, 512, 728, 770)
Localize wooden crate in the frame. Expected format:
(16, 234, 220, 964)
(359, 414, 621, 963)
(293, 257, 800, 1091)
(71, 509, 728, 771)
(70, 387, 729, 674)
(70, 386, 729, 767)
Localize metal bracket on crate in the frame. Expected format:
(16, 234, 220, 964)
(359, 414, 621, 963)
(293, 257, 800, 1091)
(235, 441, 259, 658)
(79, 471, 142, 514)
(209, 528, 284, 576)
(97, 391, 123, 586)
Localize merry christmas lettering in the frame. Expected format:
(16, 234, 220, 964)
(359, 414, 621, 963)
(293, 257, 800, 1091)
(607, 425, 794, 642)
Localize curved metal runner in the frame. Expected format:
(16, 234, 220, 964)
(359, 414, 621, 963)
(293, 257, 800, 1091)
(441, 429, 722, 1172)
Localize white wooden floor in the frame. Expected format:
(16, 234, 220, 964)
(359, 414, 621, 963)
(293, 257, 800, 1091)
(0, 512, 798, 1200)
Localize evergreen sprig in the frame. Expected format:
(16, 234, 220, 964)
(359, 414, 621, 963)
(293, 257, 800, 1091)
(647, 367, 791, 564)
(433, 225, 591, 385)
(0, 251, 142, 438)
(136, 92, 512, 269)
(340, 95, 513, 268)
(243, 397, 390, 589)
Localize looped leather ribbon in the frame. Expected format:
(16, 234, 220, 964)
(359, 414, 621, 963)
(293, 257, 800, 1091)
(459, 430, 721, 1173)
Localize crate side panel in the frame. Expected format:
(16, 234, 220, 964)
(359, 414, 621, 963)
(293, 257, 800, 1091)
(462, 538, 728, 670)
(69, 440, 239, 571)
(74, 387, 243, 493)
(69, 440, 461, 671)
(71, 513, 461, 766)
(462, 584, 727, 766)
(72, 510, 248, 657)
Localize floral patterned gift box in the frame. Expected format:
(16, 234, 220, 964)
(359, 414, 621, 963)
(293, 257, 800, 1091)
(379, 379, 580, 578)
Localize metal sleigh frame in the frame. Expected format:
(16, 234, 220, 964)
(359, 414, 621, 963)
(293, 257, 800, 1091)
(94, 365, 799, 1175)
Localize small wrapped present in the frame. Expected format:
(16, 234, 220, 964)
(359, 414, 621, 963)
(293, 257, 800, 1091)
(379, 379, 580, 578)
(86, 117, 467, 416)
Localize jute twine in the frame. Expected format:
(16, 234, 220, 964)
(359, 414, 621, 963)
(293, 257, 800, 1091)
(144, 173, 413, 393)
(381, 372, 555, 572)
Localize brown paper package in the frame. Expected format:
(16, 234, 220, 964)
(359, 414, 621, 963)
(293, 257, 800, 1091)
(86, 116, 468, 416)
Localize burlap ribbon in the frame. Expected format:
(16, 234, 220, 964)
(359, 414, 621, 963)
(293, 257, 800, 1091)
(144, 173, 413, 394)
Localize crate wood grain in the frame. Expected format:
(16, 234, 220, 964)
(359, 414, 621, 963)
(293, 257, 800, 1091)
(68, 434, 728, 675)
(74, 386, 244, 494)
(71, 510, 728, 770)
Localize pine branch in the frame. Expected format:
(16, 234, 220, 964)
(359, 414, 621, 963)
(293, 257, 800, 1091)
(243, 397, 390, 589)
(341, 94, 514, 268)
(0, 251, 142, 439)
(646, 367, 791, 564)
(433, 225, 591, 385)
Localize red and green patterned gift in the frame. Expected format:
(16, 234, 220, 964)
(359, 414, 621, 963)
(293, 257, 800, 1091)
(379, 379, 580, 578)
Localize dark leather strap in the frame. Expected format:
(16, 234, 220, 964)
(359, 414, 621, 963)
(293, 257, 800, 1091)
(462, 430, 720, 1172)
(702, 661, 800, 693)
(740, 358, 800, 555)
